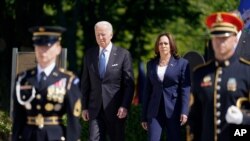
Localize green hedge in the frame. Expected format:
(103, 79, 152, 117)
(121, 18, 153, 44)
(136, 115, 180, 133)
(1, 105, 188, 141)
(0, 111, 11, 141)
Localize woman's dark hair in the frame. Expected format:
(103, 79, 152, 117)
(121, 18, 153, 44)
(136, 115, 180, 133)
(154, 32, 179, 59)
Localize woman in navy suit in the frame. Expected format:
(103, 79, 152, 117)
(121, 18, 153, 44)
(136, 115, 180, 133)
(141, 33, 191, 141)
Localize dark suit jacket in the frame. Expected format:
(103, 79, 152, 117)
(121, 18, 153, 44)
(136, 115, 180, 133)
(12, 66, 82, 141)
(189, 54, 250, 141)
(81, 45, 135, 120)
(142, 56, 191, 121)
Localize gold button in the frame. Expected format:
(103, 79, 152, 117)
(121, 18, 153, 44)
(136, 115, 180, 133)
(215, 62, 219, 67)
(216, 103, 221, 108)
(217, 119, 221, 125)
(36, 94, 41, 99)
(36, 105, 41, 110)
(216, 85, 221, 90)
(225, 60, 230, 66)
(218, 70, 222, 74)
(216, 111, 221, 117)
(216, 94, 220, 100)
(217, 129, 221, 134)
(217, 78, 222, 82)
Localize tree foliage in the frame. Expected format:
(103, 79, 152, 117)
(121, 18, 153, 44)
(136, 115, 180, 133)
(0, 0, 240, 139)
(0, 0, 240, 108)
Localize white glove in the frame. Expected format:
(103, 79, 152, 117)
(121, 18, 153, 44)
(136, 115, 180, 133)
(225, 105, 243, 125)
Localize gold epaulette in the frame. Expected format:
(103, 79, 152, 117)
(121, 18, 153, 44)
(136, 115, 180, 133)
(240, 57, 250, 65)
(59, 68, 75, 76)
(193, 60, 213, 72)
(59, 68, 76, 90)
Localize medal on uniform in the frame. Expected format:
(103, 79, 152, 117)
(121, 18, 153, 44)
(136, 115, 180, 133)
(58, 96, 64, 103)
(48, 85, 55, 95)
(227, 78, 237, 91)
(201, 75, 212, 87)
(54, 104, 62, 111)
(58, 88, 65, 103)
(45, 103, 54, 111)
(58, 87, 66, 95)
(47, 85, 55, 101)
(47, 95, 52, 101)
(52, 93, 58, 102)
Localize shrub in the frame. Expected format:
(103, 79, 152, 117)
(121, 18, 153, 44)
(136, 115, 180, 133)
(0, 111, 11, 141)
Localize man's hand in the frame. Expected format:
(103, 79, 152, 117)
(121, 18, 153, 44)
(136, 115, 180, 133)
(180, 114, 188, 126)
(117, 107, 128, 119)
(141, 122, 148, 130)
(82, 110, 89, 121)
(225, 105, 243, 125)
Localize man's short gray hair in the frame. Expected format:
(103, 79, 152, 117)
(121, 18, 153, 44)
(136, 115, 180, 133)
(95, 21, 113, 33)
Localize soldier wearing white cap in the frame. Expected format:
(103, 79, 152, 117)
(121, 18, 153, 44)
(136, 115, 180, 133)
(189, 12, 250, 141)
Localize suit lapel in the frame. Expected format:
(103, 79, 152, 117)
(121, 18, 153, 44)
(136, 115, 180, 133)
(151, 58, 162, 83)
(163, 56, 176, 82)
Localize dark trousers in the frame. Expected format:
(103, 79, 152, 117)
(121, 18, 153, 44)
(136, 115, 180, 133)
(88, 109, 125, 141)
(147, 100, 182, 141)
(22, 125, 64, 141)
(28, 130, 62, 141)
(30, 129, 47, 141)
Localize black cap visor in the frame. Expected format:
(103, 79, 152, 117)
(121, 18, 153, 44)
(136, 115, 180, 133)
(210, 31, 236, 37)
(32, 35, 59, 47)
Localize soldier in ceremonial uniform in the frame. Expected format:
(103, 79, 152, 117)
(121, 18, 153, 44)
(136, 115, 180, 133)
(11, 26, 82, 141)
(189, 12, 250, 141)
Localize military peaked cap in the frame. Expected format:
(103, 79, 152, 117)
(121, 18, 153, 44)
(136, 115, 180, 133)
(206, 12, 244, 37)
(29, 26, 66, 47)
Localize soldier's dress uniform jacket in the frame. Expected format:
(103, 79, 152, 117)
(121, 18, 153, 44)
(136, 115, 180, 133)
(189, 54, 250, 141)
(12, 66, 82, 141)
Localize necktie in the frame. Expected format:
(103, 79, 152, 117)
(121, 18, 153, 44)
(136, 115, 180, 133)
(99, 49, 106, 79)
(39, 72, 47, 88)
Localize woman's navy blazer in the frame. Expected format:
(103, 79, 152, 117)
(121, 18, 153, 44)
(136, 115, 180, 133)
(142, 56, 191, 121)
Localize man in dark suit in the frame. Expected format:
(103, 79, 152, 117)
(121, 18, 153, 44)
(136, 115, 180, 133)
(12, 26, 82, 141)
(81, 21, 135, 141)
